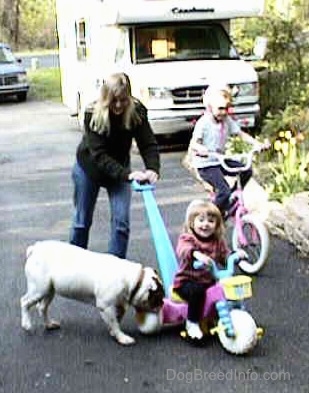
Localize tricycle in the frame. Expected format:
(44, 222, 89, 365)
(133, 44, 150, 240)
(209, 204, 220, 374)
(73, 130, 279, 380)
(132, 180, 264, 355)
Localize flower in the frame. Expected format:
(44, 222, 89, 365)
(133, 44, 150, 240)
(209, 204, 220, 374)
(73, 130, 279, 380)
(279, 131, 285, 138)
(274, 140, 282, 151)
(284, 130, 292, 140)
(290, 137, 296, 146)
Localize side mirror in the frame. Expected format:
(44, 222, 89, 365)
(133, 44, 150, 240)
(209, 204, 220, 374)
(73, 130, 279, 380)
(253, 36, 268, 60)
(241, 36, 268, 62)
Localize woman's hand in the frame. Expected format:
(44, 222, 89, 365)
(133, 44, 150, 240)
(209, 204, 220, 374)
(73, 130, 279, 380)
(128, 171, 149, 183)
(128, 170, 158, 184)
(145, 169, 159, 184)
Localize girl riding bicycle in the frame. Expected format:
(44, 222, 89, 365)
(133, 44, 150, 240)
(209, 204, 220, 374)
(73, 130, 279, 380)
(189, 85, 266, 216)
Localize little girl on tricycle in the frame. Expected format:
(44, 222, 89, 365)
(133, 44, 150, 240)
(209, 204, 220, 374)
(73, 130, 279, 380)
(133, 190, 264, 354)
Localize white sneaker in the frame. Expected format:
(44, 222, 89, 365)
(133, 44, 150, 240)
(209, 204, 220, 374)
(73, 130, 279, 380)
(186, 320, 203, 340)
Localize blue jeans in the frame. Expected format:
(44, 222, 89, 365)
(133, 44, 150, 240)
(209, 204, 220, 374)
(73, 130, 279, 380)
(69, 162, 131, 258)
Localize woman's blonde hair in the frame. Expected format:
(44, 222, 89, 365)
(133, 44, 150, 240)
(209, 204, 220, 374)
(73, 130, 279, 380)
(184, 199, 225, 239)
(90, 72, 141, 134)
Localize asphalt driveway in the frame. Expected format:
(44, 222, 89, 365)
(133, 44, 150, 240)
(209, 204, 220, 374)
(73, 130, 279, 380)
(0, 100, 308, 393)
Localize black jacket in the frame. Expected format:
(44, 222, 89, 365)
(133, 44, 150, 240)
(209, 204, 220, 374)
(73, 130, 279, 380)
(76, 99, 160, 187)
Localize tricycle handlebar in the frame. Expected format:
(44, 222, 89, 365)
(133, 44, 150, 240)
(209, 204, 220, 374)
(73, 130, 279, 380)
(193, 251, 248, 280)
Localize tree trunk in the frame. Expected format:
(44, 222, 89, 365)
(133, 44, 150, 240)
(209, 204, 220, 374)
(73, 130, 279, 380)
(14, 0, 20, 50)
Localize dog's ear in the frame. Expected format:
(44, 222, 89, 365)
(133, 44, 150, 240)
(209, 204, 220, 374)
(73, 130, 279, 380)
(151, 276, 164, 296)
(153, 269, 163, 285)
(147, 274, 164, 309)
(149, 274, 160, 290)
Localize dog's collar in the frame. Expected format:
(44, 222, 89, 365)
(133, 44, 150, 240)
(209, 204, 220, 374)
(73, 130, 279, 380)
(129, 268, 145, 304)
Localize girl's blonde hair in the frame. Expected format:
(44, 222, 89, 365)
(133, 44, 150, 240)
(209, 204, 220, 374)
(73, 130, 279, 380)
(184, 199, 225, 239)
(203, 84, 232, 109)
(90, 72, 141, 134)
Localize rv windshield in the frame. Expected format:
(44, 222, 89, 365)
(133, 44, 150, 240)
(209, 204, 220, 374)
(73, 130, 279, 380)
(133, 24, 239, 64)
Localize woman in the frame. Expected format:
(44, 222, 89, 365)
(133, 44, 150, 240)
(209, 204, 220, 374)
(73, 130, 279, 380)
(69, 73, 160, 258)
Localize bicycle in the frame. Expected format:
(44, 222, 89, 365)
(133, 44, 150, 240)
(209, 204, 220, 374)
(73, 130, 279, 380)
(204, 147, 270, 274)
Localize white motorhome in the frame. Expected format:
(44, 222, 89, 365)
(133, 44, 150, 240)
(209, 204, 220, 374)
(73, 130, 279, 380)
(55, 0, 265, 135)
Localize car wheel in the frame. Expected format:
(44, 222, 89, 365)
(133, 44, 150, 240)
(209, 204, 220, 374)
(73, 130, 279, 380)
(17, 92, 27, 102)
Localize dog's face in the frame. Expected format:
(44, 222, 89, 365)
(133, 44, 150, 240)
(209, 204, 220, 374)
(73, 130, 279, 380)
(133, 267, 164, 312)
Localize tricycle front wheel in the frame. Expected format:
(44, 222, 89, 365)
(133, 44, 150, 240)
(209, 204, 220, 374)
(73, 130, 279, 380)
(217, 309, 259, 355)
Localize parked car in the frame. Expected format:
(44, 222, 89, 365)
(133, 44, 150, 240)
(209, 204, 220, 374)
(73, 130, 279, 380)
(0, 43, 29, 102)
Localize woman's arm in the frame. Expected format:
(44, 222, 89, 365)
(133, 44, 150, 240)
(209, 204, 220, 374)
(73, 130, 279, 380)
(81, 108, 131, 182)
(133, 103, 160, 180)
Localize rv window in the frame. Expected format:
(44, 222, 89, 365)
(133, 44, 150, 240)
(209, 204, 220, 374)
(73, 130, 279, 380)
(134, 24, 239, 63)
(75, 20, 87, 61)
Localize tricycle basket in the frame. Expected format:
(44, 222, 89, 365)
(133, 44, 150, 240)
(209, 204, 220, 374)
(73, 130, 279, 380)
(220, 275, 252, 300)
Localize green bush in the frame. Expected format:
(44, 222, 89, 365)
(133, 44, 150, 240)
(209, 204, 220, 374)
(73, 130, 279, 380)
(256, 105, 309, 201)
(264, 130, 309, 201)
(233, 2, 309, 202)
(262, 105, 309, 142)
(27, 67, 61, 101)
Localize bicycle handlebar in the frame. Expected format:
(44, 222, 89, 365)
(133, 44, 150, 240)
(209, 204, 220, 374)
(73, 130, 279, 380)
(208, 147, 263, 174)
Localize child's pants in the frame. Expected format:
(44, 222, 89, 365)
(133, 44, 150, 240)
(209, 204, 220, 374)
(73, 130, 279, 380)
(175, 281, 209, 322)
(198, 160, 252, 214)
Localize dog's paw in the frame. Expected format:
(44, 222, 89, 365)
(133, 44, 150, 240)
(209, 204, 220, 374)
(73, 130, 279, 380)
(45, 320, 61, 331)
(21, 313, 32, 331)
(21, 323, 32, 331)
(116, 333, 136, 346)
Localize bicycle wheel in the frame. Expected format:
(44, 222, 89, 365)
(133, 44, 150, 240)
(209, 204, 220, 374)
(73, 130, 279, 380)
(232, 214, 269, 274)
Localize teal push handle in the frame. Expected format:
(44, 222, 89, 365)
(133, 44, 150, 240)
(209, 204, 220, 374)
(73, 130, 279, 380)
(132, 181, 179, 295)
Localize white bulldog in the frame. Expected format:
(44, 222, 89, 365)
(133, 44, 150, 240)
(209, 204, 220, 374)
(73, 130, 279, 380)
(20, 240, 164, 345)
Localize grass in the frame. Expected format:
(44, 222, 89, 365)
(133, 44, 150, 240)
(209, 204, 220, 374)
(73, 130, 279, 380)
(16, 49, 59, 57)
(27, 67, 61, 102)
